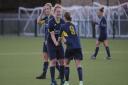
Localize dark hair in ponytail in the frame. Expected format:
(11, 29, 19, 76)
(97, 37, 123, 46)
(99, 7, 104, 12)
(64, 12, 72, 21)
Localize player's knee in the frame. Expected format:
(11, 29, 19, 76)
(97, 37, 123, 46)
(76, 64, 81, 68)
(104, 41, 109, 47)
(64, 60, 69, 67)
(96, 43, 100, 47)
(43, 55, 48, 61)
(50, 59, 56, 66)
(64, 59, 70, 66)
(75, 60, 81, 68)
(59, 59, 64, 65)
(104, 44, 108, 47)
(65, 64, 69, 67)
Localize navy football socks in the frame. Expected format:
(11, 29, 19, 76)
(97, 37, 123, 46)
(77, 67, 83, 81)
(50, 66, 55, 82)
(105, 47, 111, 57)
(94, 47, 99, 57)
(65, 67, 70, 81)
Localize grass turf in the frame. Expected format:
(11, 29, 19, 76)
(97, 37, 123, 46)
(0, 36, 128, 85)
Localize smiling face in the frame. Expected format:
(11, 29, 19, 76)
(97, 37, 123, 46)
(44, 5, 51, 16)
(54, 5, 62, 18)
(44, 6, 51, 15)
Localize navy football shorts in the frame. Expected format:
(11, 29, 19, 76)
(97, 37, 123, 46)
(98, 35, 107, 42)
(43, 42, 47, 52)
(65, 48, 83, 60)
(47, 42, 64, 60)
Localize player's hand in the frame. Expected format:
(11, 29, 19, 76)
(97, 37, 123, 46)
(63, 37, 66, 44)
(58, 37, 62, 44)
(55, 41, 59, 47)
(58, 37, 61, 42)
(55, 41, 61, 51)
(38, 20, 45, 26)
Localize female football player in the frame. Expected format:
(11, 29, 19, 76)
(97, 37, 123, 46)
(36, 3, 60, 79)
(91, 7, 111, 60)
(47, 4, 65, 85)
(61, 12, 84, 85)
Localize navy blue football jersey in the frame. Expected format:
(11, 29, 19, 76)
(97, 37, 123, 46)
(48, 17, 65, 43)
(41, 15, 54, 41)
(99, 16, 107, 36)
(61, 22, 81, 49)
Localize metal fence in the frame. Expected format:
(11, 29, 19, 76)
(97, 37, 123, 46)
(0, 17, 128, 38)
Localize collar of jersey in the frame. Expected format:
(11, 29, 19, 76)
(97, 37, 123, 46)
(55, 18, 60, 24)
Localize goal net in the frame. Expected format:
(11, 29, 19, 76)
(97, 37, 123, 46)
(18, 7, 44, 36)
(18, 2, 128, 38)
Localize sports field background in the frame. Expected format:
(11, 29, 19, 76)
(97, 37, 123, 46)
(0, 36, 128, 85)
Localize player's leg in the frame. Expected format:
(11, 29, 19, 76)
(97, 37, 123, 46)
(91, 40, 100, 60)
(47, 43, 58, 85)
(75, 49, 83, 85)
(64, 49, 73, 85)
(75, 60, 83, 85)
(56, 61, 60, 71)
(57, 46, 65, 85)
(103, 40, 111, 60)
(64, 59, 70, 85)
(43, 52, 49, 70)
(50, 58, 58, 85)
(56, 61, 61, 79)
(36, 43, 49, 79)
(41, 52, 49, 78)
(58, 59, 65, 85)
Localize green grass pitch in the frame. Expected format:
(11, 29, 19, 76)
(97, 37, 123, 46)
(0, 36, 128, 85)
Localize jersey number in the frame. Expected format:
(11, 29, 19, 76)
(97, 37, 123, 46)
(70, 25, 76, 35)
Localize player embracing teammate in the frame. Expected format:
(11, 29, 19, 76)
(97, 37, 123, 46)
(61, 12, 84, 85)
(36, 3, 112, 85)
(47, 4, 84, 85)
(36, 3, 60, 79)
(47, 4, 65, 85)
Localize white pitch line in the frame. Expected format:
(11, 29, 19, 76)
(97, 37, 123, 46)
(84, 51, 128, 54)
(0, 52, 40, 56)
(0, 51, 127, 56)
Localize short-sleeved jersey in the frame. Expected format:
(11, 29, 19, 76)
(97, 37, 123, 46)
(98, 16, 107, 36)
(61, 22, 81, 49)
(41, 15, 54, 41)
(48, 17, 65, 43)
